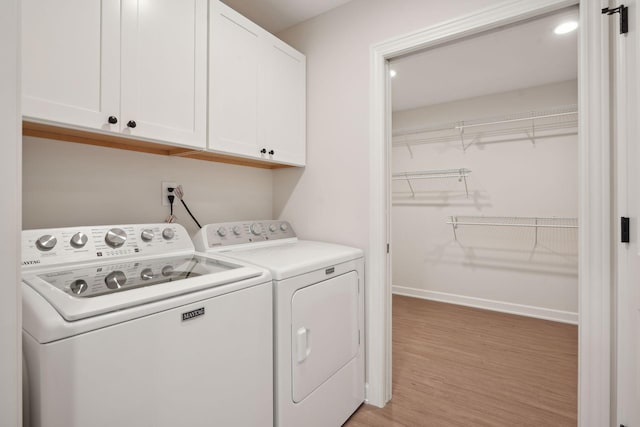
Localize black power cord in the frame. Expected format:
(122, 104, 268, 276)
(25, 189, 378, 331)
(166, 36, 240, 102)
(172, 185, 202, 229)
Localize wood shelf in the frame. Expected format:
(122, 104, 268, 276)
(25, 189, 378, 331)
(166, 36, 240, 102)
(22, 121, 296, 170)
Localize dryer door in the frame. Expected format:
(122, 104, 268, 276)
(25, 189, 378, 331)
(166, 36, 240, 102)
(291, 271, 359, 403)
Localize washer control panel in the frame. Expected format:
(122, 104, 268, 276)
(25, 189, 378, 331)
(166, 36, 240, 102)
(22, 223, 192, 269)
(197, 220, 296, 249)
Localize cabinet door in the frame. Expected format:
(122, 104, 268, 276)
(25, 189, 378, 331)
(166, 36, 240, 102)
(209, 0, 262, 158)
(120, 0, 207, 149)
(261, 36, 306, 166)
(22, 0, 120, 131)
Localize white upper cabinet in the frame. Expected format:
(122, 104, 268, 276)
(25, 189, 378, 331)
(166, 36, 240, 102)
(120, 0, 207, 148)
(22, 0, 207, 149)
(261, 36, 306, 166)
(209, 1, 261, 158)
(209, 0, 306, 166)
(22, 0, 121, 132)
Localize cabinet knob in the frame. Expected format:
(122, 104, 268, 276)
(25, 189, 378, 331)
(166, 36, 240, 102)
(108, 116, 118, 124)
(260, 148, 267, 154)
(269, 150, 275, 155)
(127, 120, 137, 128)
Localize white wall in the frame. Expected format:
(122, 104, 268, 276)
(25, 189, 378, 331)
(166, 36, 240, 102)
(0, 0, 21, 424)
(391, 80, 578, 322)
(23, 137, 273, 235)
(273, 0, 496, 251)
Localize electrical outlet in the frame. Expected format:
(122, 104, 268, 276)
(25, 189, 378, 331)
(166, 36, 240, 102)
(161, 181, 177, 206)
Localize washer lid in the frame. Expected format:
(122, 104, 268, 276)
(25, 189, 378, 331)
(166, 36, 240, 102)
(22, 254, 266, 321)
(220, 240, 363, 280)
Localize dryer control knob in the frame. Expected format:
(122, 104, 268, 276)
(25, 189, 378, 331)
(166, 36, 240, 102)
(104, 271, 127, 289)
(140, 229, 154, 242)
(70, 232, 88, 248)
(280, 223, 289, 232)
(232, 225, 242, 236)
(36, 234, 57, 251)
(162, 228, 175, 240)
(69, 279, 88, 295)
(269, 224, 277, 232)
(217, 227, 227, 237)
(250, 223, 262, 236)
(105, 228, 127, 248)
(140, 268, 154, 280)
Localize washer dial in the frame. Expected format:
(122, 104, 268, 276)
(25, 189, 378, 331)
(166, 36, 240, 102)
(269, 224, 277, 232)
(104, 271, 127, 289)
(69, 279, 88, 295)
(36, 234, 57, 251)
(280, 223, 289, 232)
(140, 268, 154, 280)
(70, 232, 88, 248)
(217, 227, 227, 237)
(162, 228, 175, 240)
(140, 229, 154, 242)
(162, 265, 174, 277)
(105, 228, 127, 248)
(250, 223, 262, 236)
(232, 225, 242, 235)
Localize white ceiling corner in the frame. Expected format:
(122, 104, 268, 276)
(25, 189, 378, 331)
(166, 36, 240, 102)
(220, 0, 353, 34)
(390, 7, 579, 111)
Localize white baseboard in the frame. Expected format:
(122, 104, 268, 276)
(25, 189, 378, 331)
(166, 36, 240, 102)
(392, 285, 578, 325)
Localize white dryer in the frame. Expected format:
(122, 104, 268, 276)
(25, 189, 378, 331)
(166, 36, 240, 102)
(22, 223, 273, 427)
(193, 220, 365, 427)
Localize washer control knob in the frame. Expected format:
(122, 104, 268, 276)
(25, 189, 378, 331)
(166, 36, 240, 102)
(162, 228, 175, 240)
(217, 227, 227, 237)
(105, 228, 127, 248)
(140, 268, 154, 281)
(269, 224, 277, 232)
(140, 229, 154, 242)
(250, 223, 262, 236)
(70, 232, 88, 248)
(161, 265, 174, 277)
(36, 235, 57, 251)
(69, 279, 88, 295)
(280, 223, 289, 232)
(104, 271, 127, 290)
(232, 225, 242, 236)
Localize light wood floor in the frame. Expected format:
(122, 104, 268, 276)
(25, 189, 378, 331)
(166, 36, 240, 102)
(345, 295, 577, 427)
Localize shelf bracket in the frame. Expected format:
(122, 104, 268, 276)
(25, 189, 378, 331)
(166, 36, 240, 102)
(405, 142, 414, 158)
(458, 126, 466, 151)
(450, 216, 458, 240)
(405, 176, 415, 198)
(460, 169, 469, 198)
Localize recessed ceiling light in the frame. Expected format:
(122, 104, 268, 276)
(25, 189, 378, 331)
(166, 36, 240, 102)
(554, 21, 578, 35)
(389, 69, 397, 78)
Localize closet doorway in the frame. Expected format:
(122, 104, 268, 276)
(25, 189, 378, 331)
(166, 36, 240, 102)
(380, 7, 577, 425)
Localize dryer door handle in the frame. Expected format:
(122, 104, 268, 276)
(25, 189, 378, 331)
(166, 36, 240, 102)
(296, 327, 311, 363)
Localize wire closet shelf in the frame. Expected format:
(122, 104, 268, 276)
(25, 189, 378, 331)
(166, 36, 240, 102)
(393, 104, 578, 152)
(392, 168, 471, 198)
(446, 215, 579, 241)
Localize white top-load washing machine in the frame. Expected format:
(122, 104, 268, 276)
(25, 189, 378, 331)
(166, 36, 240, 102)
(193, 220, 365, 427)
(21, 223, 273, 427)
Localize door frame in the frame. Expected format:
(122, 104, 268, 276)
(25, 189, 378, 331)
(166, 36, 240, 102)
(367, 1, 612, 425)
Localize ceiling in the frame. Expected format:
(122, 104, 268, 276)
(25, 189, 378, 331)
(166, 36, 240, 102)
(220, 0, 352, 33)
(391, 7, 578, 112)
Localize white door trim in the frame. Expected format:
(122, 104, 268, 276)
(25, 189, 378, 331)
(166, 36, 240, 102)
(368, 1, 612, 425)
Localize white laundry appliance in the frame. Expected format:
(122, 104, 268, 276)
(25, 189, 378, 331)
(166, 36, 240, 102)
(193, 220, 365, 427)
(21, 223, 273, 427)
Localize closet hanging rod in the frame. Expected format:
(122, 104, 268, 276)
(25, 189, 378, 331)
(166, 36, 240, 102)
(454, 111, 577, 131)
(445, 221, 578, 229)
(392, 168, 471, 180)
(393, 104, 578, 137)
(446, 216, 578, 229)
